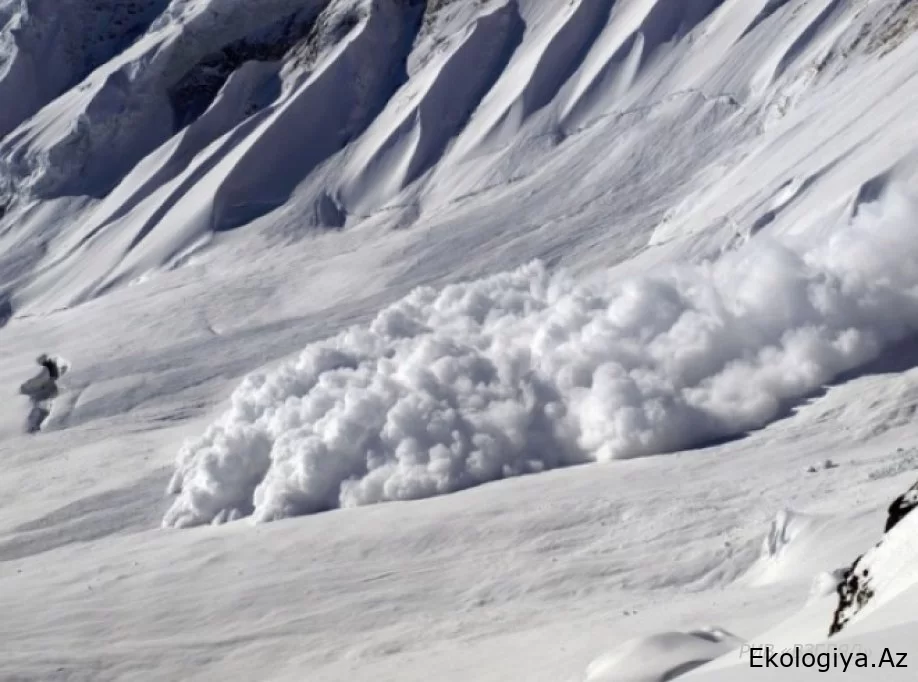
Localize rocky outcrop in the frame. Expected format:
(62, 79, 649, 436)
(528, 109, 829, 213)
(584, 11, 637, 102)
(168, 7, 323, 130)
(885, 478, 918, 532)
(830, 477, 918, 636)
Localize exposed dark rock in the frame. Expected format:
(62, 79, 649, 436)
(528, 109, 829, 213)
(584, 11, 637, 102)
(168, 7, 324, 130)
(830, 555, 873, 636)
(69, 0, 172, 86)
(315, 191, 346, 228)
(0, 294, 11, 328)
(829, 475, 918, 636)
(885, 479, 918, 532)
(284, 5, 368, 74)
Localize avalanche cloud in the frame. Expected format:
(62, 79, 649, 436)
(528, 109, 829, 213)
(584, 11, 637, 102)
(164, 189, 918, 527)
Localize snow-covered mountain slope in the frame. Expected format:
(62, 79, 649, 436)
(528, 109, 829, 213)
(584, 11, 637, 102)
(682, 473, 918, 682)
(4, 0, 918, 312)
(5, 0, 918, 680)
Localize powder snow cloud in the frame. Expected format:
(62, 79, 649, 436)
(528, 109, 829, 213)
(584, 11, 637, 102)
(163, 188, 918, 527)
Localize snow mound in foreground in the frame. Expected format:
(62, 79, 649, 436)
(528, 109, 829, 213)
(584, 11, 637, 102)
(579, 627, 743, 682)
(164, 190, 918, 527)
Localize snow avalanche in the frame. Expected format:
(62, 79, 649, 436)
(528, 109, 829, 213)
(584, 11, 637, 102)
(164, 188, 918, 527)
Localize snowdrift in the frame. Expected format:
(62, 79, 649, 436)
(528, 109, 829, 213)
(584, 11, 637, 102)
(164, 187, 918, 527)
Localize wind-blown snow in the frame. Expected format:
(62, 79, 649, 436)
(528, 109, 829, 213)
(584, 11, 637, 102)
(164, 188, 918, 527)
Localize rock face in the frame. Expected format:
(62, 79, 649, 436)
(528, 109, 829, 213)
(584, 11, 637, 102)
(829, 556, 874, 636)
(885, 480, 918, 532)
(167, 7, 323, 131)
(830, 477, 918, 636)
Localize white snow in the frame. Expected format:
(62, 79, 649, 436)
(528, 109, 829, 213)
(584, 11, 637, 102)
(579, 627, 743, 682)
(165, 186, 918, 526)
(684, 495, 918, 681)
(4, 0, 918, 680)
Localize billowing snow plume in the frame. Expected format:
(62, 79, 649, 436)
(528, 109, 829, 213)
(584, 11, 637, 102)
(164, 189, 918, 527)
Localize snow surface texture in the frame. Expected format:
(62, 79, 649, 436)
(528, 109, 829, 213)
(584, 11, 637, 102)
(579, 627, 742, 682)
(165, 188, 918, 527)
(743, 508, 830, 588)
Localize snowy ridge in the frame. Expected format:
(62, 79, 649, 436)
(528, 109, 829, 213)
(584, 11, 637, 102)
(339, 0, 524, 216)
(0, 0, 329, 200)
(210, 0, 423, 232)
(559, 0, 725, 129)
(2, 0, 909, 313)
(447, 0, 615, 154)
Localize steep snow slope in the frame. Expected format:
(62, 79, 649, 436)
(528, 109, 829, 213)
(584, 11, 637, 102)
(0, 0, 170, 141)
(680, 473, 918, 682)
(4, 0, 918, 680)
(5, 0, 918, 312)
